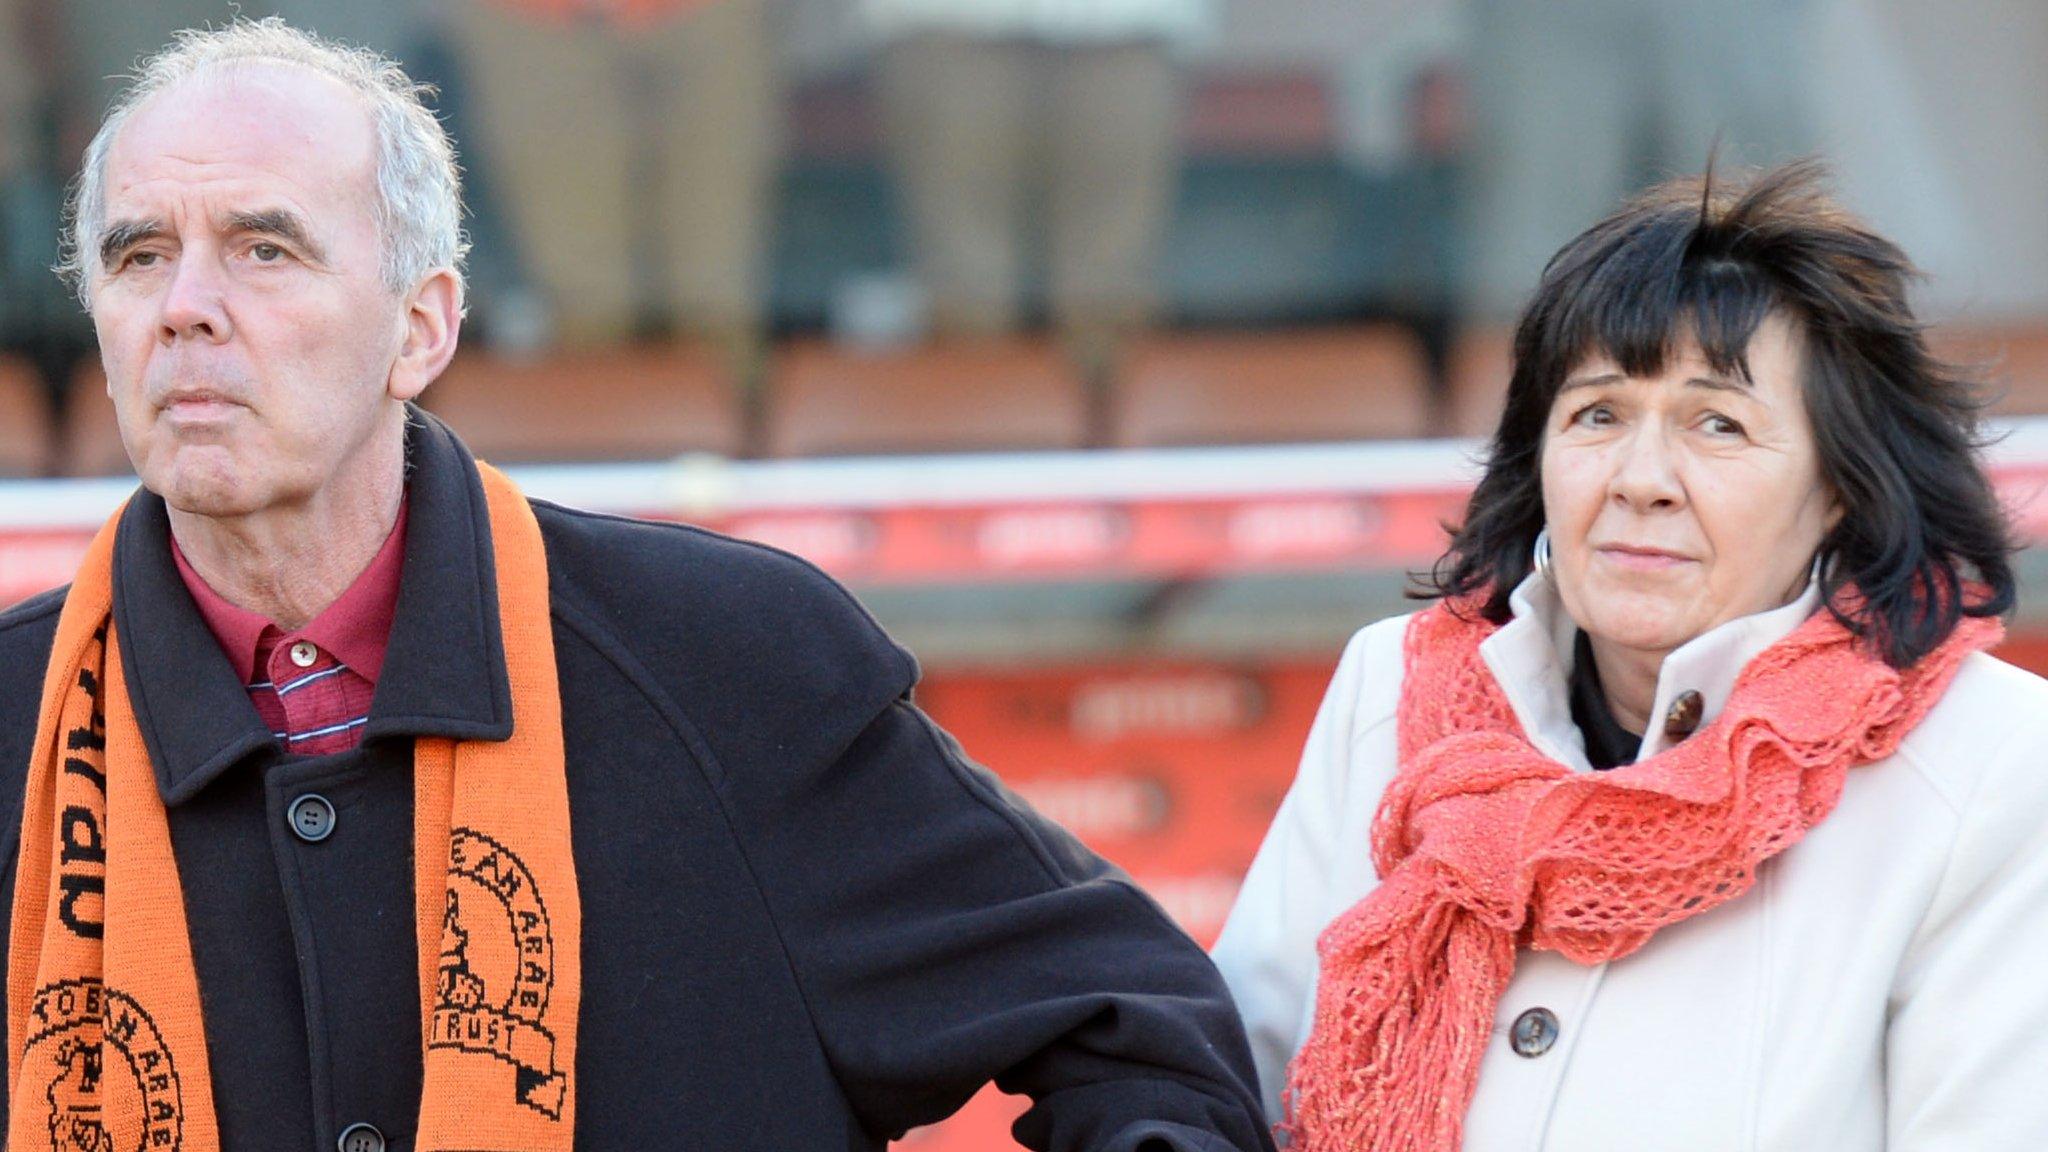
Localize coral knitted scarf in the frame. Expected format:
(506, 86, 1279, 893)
(1285, 592, 1999, 1152)
(6, 464, 581, 1152)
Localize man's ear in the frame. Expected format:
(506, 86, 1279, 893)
(389, 268, 462, 403)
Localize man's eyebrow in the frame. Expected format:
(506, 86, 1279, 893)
(225, 209, 326, 260)
(97, 219, 165, 268)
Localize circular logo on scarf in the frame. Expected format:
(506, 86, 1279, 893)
(431, 827, 566, 1119)
(23, 978, 182, 1152)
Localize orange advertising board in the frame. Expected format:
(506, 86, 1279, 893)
(892, 659, 1338, 1151)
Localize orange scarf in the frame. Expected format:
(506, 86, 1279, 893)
(1285, 593, 1999, 1152)
(7, 464, 581, 1152)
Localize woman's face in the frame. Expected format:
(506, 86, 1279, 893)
(1540, 313, 1840, 663)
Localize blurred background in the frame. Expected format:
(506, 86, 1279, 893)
(7, 1, 2048, 1145)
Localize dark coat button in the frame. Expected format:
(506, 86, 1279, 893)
(288, 794, 336, 843)
(1662, 689, 1705, 739)
(337, 1122, 385, 1152)
(1510, 1007, 1560, 1057)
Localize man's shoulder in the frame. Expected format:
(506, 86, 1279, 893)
(0, 587, 67, 795)
(530, 499, 898, 639)
(530, 497, 839, 586)
(0, 584, 69, 666)
(528, 499, 918, 737)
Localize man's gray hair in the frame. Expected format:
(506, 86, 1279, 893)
(58, 17, 467, 306)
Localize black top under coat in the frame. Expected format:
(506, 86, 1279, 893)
(1569, 629, 1643, 771)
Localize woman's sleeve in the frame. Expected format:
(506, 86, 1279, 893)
(1210, 623, 1394, 1123)
(1886, 705, 2048, 1149)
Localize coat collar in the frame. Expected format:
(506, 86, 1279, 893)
(112, 407, 514, 805)
(1478, 568, 1822, 770)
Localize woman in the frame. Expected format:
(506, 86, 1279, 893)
(1211, 161, 2048, 1151)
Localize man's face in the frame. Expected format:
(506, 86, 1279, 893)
(90, 64, 413, 519)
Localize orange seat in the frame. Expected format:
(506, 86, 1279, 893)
(1112, 326, 1432, 448)
(1181, 71, 1335, 156)
(1928, 323, 2048, 417)
(767, 338, 1088, 457)
(1447, 324, 1515, 439)
(60, 362, 132, 477)
(424, 343, 743, 462)
(0, 357, 55, 477)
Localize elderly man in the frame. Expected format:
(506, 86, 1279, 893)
(0, 20, 1272, 1152)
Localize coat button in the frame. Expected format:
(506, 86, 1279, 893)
(1662, 689, 1705, 739)
(289, 640, 319, 668)
(1510, 1007, 1560, 1057)
(288, 794, 336, 843)
(337, 1122, 385, 1152)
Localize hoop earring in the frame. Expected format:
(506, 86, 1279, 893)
(1532, 527, 1553, 581)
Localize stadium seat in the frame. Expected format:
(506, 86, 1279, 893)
(423, 343, 743, 462)
(766, 337, 1089, 457)
(60, 363, 131, 477)
(1111, 326, 1432, 447)
(1180, 70, 1335, 156)
(0, 357, 54, 477)
(1448, 324, 1515, 439)
(1931, 323, 2048, 417)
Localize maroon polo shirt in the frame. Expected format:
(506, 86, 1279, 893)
(171, 501, 408, 756)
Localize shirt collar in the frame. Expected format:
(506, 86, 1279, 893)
(168, 541, 270, 686)
(1480, 567, 1823, 770)
(113, 408, 514, 804)
(170, 499, 409, 687)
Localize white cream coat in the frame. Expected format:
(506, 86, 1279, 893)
(1212, 573, 2048, 1150)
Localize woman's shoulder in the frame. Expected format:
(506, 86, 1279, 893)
(1875, 651, 2048, 967)
(1328, 609, 1423, 734)
(1339, 609, 1419, 669)
(1894, 650, 2048, 816)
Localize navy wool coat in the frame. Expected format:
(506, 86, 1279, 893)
(0, 412, 1273, 1151)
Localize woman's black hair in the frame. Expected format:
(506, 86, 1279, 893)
(1417, 159, 2015, 668)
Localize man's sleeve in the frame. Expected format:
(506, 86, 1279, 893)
(724, 693, 1276, 1152)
